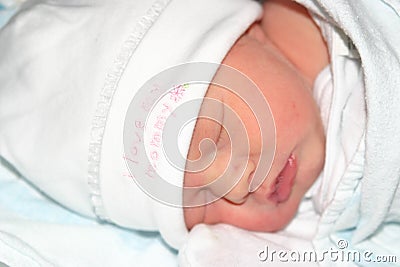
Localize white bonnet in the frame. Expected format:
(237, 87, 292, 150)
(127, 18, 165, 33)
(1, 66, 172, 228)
(0, 0, 262, 248)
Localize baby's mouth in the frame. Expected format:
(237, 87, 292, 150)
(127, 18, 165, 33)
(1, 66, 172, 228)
(267, 154, 297, 203)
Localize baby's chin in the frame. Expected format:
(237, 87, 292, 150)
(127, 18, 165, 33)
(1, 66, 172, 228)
(235, 196, 304, 232)
(184, 187, 304, 232)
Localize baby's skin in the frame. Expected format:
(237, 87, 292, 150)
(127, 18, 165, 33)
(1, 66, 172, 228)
(184, 0, 329, 231)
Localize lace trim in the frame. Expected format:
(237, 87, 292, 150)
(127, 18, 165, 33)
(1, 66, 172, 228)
(87, 0, 171, 221)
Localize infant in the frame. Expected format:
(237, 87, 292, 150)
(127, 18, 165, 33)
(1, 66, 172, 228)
(2, 0, 399, 264)
(181, 0, 400, 264)
(0, 0, 328, 247)
(183, 0, 328, 232)
(0, 0, 331, 250)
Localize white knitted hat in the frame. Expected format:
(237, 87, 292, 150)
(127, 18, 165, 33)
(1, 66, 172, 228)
(0, 0, 262, 248)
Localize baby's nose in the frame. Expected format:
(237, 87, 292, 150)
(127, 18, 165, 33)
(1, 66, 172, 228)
(222, 160, 256, 204)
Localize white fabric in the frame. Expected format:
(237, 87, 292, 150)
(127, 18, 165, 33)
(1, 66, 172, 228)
(310, 21, 366, 216)
(179, 196, 321, 266)
(0, 0, 262, 250)
(0, 0, 23, 8)
(299, 0, 400, 264)
(295, 0, 400, 241)
(0, 159, 178, 267)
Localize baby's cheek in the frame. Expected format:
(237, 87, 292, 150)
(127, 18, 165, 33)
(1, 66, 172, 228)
(277, 95, 317, 141)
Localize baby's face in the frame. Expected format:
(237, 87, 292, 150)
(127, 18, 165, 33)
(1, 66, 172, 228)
(183, 23, 325, 232)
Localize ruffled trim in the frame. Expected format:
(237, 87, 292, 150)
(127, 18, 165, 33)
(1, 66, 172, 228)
(87, 0, 171, 222)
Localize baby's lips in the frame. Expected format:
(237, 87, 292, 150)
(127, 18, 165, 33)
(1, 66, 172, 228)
(267, 154, 297, 203)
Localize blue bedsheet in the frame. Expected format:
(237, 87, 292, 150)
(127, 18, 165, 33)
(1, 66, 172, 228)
(0, 3, 16, 28)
